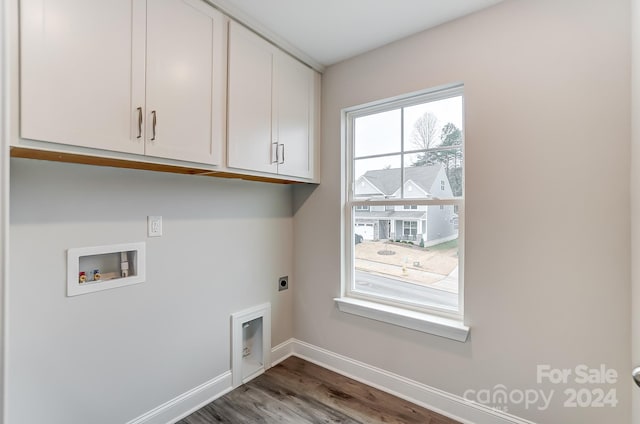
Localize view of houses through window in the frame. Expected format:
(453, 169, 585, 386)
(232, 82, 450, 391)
(346, 86, 464, 315)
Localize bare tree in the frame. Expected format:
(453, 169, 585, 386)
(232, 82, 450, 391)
(411, 112, 439, 166)
(412, 112, 439, 150)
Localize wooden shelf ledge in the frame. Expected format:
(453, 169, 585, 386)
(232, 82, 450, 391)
(10, 146, 304, 185)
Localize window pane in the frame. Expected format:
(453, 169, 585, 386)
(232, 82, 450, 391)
(353, 205, 459, 310)
(404, 152, 462, 199)
(347, 86, 464, 316)
(354, 109, 401, 158)
(403, 96, 463, 152)
(354, 155, 401, 199)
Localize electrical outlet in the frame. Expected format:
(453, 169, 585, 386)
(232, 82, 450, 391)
(278, 276, 288, 291)
(148, 216, 162, 237)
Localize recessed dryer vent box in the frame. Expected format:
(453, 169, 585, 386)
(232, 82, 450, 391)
(231, 303, 271, 387)
(67, 242, 146, 297)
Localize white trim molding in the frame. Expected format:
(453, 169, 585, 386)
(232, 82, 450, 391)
(335, 297, 469, 342)
(274, 339, 535, 424)
(125, 371, 232, 424)
(271, 338, 296, 366)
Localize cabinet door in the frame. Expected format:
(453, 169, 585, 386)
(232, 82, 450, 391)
(275, 52, 314, 179)
(227, 22, 277, 174)
(20, 0, 144, 154)
(145, 0, 223, 165)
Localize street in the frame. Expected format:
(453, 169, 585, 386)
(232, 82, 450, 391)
(354, 271, 458, 309)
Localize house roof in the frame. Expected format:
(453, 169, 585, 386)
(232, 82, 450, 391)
(355, 175, 385, 197)
(360, 164, 443, 196)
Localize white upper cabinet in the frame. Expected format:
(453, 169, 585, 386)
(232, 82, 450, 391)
(20, 0, 225, 165)
(19, 2, 318, 181)
(275, 51, 314, 179)
(20, 0, 143, 154)
(227, 22, 276, 174)
(144, 0, 225, 164)
(227, 21, 317, 180)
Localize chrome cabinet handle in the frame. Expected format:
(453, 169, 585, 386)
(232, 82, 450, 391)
(633, 367, 640, 388)
(136, 107, 142, 139)
(279, 144, 285, 164)
(271, 142, 278, 164)
(150, 110, 157, 141)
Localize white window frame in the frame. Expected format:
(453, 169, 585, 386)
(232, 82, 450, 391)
(402, 220, 418, 237)
(337, 84, 468, 340)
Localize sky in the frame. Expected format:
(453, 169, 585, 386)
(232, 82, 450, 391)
(353, 95, 463, 180)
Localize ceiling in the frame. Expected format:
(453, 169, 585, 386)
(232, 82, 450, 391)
(212, 0, 505, 69)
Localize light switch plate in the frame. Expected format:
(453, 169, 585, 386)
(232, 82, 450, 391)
(148, 216, 162, 237)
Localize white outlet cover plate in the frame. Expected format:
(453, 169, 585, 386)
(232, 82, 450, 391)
(148, 216, 162, 237)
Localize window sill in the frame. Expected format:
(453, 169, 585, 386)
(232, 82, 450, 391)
(334, 297, 469, 342)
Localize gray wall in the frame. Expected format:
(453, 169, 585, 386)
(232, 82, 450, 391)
(8, 158, 294, 424)
(293, 0, 631, 422)
(632, 0, 640, 420)
(0, 0, 8, 418)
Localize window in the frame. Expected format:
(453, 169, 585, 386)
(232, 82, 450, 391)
(342, 85, 465, 324)
(402, 221, 418, 239)
(355, 205, 370, 211)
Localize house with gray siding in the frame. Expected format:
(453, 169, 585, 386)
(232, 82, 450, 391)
(354, 164, 458, 246)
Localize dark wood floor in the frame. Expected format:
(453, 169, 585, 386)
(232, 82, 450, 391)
(177, 356, 460, 424)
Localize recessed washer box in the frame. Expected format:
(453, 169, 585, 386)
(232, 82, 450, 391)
(67, 242, 146, 297)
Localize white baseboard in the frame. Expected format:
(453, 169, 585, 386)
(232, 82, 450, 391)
(126, 371, 233, 424)
(126, 338, 535, 424)
(280, 339, 536, 424)
(271, 338, 296, 366)
(126, 338, 294, 424)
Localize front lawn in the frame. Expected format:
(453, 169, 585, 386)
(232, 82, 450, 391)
(428, 239, 458, 251)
